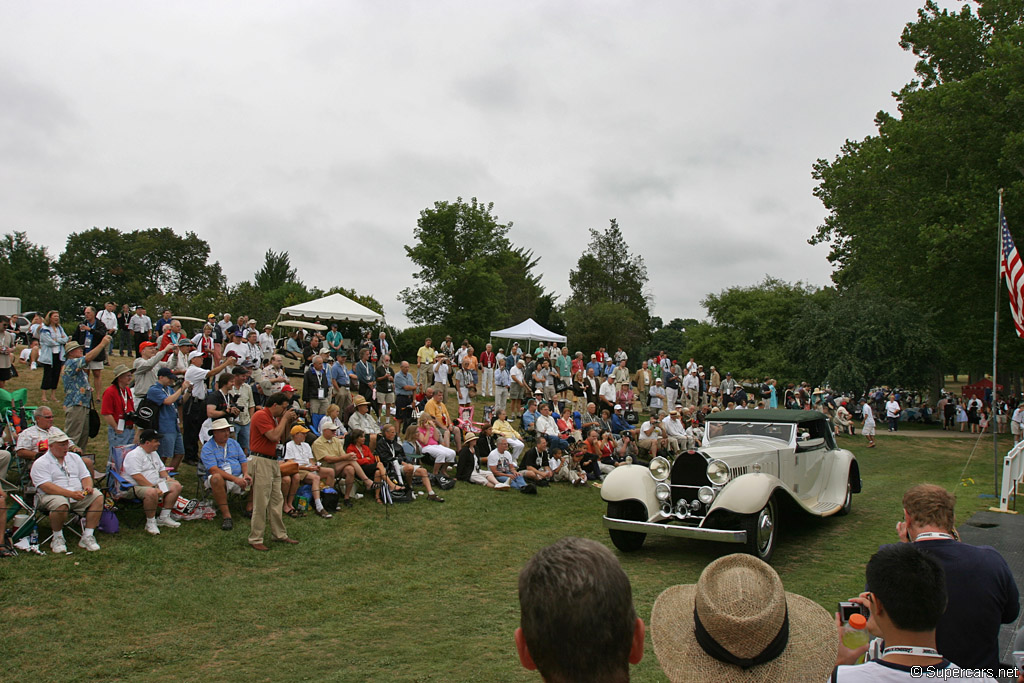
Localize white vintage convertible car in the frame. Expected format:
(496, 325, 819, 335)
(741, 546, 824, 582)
(601, 409, 860, 562)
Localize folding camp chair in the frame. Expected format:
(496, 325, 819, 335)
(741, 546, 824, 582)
(8, 490, 85, 546)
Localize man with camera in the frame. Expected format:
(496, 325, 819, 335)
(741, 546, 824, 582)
(834, 544, 997, 681)
(72, 305, 110, 397)
(183, 349, 236, 465)
(247, 392, 299, 551)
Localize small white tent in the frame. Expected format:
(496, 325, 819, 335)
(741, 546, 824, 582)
(278, 293, 384, 324)
(490, 318, 566, 344)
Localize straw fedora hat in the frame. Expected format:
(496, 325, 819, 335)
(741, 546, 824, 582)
(110, 364, 132, 382)
(462, 432, 479, 444)
(64, 341, 83, 354)
(352, 395, 369, 407)
(651, 554, 836, 682)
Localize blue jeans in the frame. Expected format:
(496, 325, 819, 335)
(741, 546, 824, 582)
(546, 436, 570, 453)
(497, 474, 527, 490)
(108, 426, 135, 450)
(234, 423, 250, 454)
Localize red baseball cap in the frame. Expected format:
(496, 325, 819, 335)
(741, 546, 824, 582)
(139, 341, 156, 351)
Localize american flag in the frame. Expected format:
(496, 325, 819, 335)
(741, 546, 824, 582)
(1001, 215, 1024, 338)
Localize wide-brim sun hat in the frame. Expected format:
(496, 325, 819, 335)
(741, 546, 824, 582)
(353, 395, 369, 407)
(651, 553, 836, 683)
(64, 341, 83, 354)
(110, 364, 132, 382)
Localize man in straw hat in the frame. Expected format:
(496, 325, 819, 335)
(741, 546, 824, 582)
(347, 394, 382, 451)
(516, 537, 645, 682)
(834, 543, 999, 681)
(61, 333, 113, 453)
(101, 363, 137, 451)
(650, 553, 836, 682)
(200, 418, 251, 530)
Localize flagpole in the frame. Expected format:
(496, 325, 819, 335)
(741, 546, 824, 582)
(994, 188, 1004, 497)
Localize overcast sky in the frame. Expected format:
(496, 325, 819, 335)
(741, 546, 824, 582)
(0, 1, 947, 328)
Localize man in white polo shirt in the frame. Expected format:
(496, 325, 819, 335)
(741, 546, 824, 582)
(122, 428, 183, 535)
(30, 430, 104, 553)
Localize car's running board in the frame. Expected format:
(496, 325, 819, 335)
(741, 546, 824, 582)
(603, 516, 747, 543)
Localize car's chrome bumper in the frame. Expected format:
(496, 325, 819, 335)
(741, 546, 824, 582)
(603, 516, 747, 543)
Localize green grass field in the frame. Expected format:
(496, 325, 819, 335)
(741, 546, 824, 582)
(0, 358, 1014, 682)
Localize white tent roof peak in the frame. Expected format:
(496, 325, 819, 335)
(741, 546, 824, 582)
(279, 292, 383, 324)
(490, 318, 566, 344)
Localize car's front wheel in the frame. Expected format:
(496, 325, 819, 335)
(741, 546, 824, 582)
(740, 497, 777, 563)
(607, 500, 647, 552)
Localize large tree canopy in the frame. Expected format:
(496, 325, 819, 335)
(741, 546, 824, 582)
(0, 231, 58, 312)
(811, 0, 1024, 375)
(398, 197, 552, 337)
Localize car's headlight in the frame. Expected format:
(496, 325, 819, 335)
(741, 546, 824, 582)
(706, 459, 731, 485)
(655, 483, 671, 501)
(650, 457, 670, 481)
(698, 486, 716, 505)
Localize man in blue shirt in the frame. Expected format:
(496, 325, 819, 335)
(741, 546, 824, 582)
(61, 334, 113, 453)
(330, 352, 355, 412)
(354, 348, 378, 417)
(494, 357, 512, 414)
(522, 399, 540, 438)
(393, 360, 417, 424)
(200, 418, 251, 530)
(146, 367, 191, 469)
(586, 355, 603, 377)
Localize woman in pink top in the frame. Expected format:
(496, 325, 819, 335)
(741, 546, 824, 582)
(416, 414, 456, 476)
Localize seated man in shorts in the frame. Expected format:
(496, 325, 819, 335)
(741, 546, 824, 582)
(282, 424, 333, 518)
(200, 418, 252, 530)
(376, 422, 444, 502)
(122, 428, 183, 535)
(29, 430, 104, 553)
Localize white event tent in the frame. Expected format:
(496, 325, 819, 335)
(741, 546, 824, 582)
(490, 318, 567, 346)
(278, 292, 384, 325)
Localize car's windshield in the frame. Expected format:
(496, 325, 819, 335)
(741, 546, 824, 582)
(705, 421, 795, 443)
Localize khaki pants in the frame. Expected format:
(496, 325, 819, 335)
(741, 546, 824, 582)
(684, 388, 698, 408)
(248, 456, 288, 544)
(308, 397, 331, 415)
(332, 387, 352, 413)
(416, 364, 433, 387)
(64, 405, 91, 453)
(494, 385, 509, 413)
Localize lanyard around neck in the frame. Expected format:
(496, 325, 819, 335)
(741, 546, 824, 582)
(882, 646, 940, 659)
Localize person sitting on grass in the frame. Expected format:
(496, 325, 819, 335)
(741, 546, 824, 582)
(415, 413, 457, 479)
(123, 429, 183, 536)
(520, 436, 556, 486)
(637, 413, 668, 459)
(30, 430, 104, 553)
(554, 444, 589, 486)
(488, 437, 528, 491)
(454, 432, 508, 489)
(535, 402, 570, 453)
(577, 429, 604, 483)
(345, 429, 395, 503)
(490, 409, 525, 459)
(377, 423, 444, 502)
(200, 418, 251, 531)
(516, 537, 645, 683)
(347, 395, 381, 450)
(282, 424, 333, 519)
(314, 418, 372, 509)
(423, 388, 462, 451)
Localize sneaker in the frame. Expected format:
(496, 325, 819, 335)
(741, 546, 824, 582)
(342, 498, 354, 508)
(78, 535, 101, 551)
(51, 537, 67, 554)
(495, 481, 511, 489)
(145, 520, 161, 535)
(221, 518, 234, 531)
(353, 492, 364, 500)
(30, 362, 37, 370)
(156, 516, 181, 528)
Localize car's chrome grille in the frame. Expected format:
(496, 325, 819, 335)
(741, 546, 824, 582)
(730, 465, 749, 478)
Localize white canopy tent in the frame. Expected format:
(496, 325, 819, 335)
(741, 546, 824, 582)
(490, 318, 566, 345)
(278, 293, 384, 324)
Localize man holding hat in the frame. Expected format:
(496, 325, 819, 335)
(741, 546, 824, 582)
(650, 553, 836, 682)
(200, 418, 251, 530)
(100, 364, 136, 450)
(516, 537, 645, 682)
(30, 429, 105, 553)
(123, 429, 184, 535)
(61, 332, 113, 452)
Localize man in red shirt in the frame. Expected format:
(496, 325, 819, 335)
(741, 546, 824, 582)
(247, 392, 300, 551)
(480, 343, 496, 397)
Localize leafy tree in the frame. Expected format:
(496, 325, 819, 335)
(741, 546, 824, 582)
(0, 231, 59, 311)
(788, 287, 940, 392)
(811, 0, 1024, 378)
(691, 277, 818, 381)
(254, 249, 300, 291)
(398, 197, 551, 337)
(565, 219, 651, 356)
(57, 227, 224, 314)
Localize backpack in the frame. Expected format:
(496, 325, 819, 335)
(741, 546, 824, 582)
(435, 474, 456, 490)
(133, 396, 162, 430)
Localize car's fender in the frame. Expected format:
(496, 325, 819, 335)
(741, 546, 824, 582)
(819, 450, 859, 512)
(601, 465, 658, 519)
(707, 473, 782, 516)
